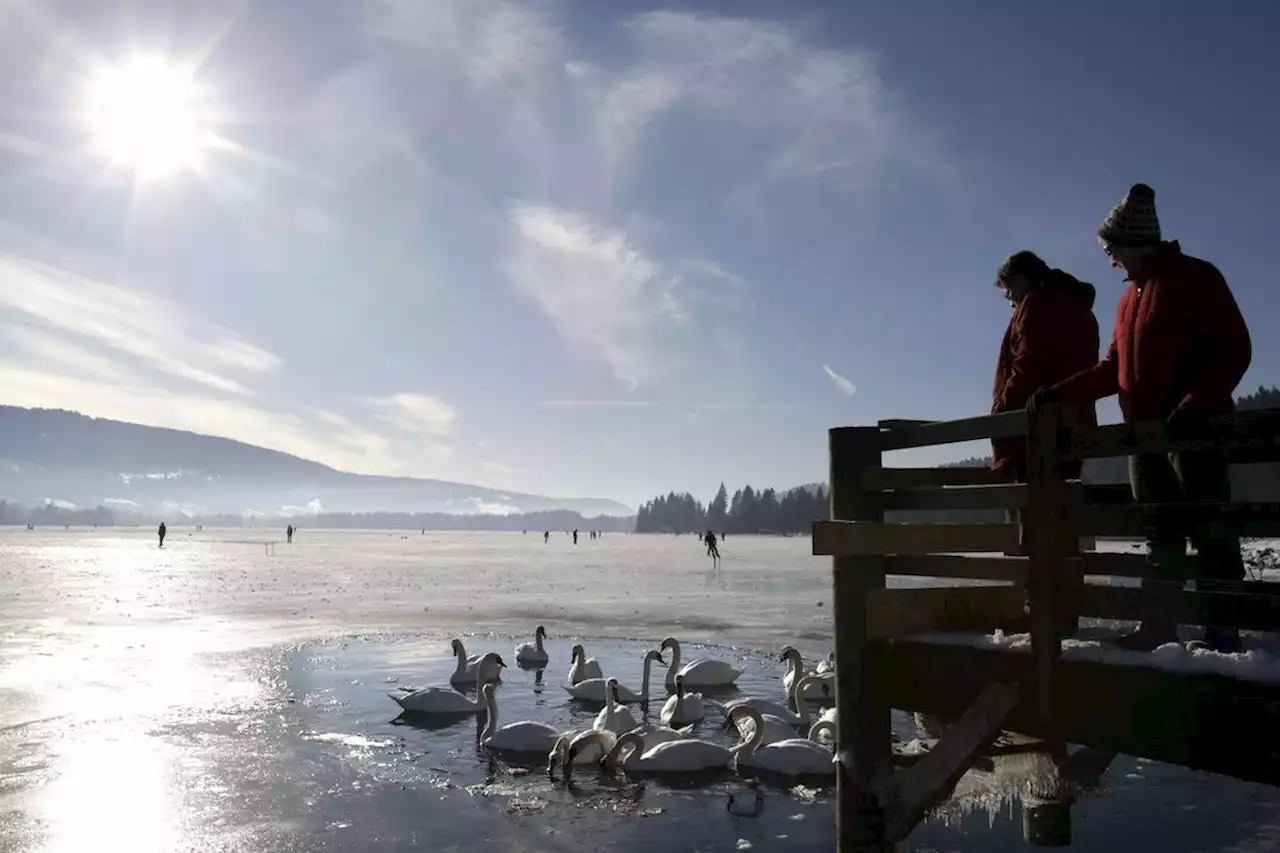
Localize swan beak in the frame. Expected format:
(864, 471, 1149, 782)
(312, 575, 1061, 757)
(656, 654, 666, 665)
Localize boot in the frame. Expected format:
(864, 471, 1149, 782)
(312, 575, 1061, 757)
(1112, 621, 1178, 652)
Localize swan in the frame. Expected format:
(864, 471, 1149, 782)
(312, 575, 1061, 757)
(780, 647, 836, 699)
(547, 728, 618, 774)
(712, 675, 820, 727)
(624, 721, 696, 748)
(571, 730, 740, 775)
(563, 650, 663, 703)
(660, 674, 706, 727)
(724, 706, 800, 746)
(449, 638, 501, 686)
(478, 683, 561, 754)
(567, 644, 604, 685)
(815, 651, 836, 675)
(660, 637, 743, 689)
(515, 625, 549, 666)
(390, 653, 506, 714)
(592, 678, 639, 734)
(808, 719, 836, 745)
(731, 707, 836, 778)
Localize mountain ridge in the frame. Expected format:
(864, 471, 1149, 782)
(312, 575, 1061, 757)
(0, 406, 633, 517)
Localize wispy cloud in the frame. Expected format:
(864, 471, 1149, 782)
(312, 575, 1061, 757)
(539, 400, 660, 408)
(0, 255, 279, 395)
(372, 392, 458, 437)
(822, 364, 857, 396)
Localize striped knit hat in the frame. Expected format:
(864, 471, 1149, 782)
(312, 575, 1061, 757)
(1098, 183, 1161, 247)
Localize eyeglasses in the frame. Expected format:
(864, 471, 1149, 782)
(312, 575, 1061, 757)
(1101, 244, 1115, 257)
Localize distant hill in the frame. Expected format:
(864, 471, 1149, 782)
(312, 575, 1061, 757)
(0, 406, 633, 518)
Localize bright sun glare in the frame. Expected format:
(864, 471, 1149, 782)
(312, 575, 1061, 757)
(86, 57, 208, 178)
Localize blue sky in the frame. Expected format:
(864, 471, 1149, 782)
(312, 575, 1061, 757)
(0, 0, 1276, 509)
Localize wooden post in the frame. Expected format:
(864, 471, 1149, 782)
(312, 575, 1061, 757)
(830, 426, 892, 852)
(1024, 403, 1068, 722)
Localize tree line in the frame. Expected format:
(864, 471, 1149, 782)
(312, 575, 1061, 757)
(634, 483, 829, 534)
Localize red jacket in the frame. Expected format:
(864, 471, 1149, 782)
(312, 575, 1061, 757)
(1054, 242, 1251, 422)
(991, 270, 1100, 478)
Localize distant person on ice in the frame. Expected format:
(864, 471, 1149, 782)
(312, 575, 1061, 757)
(287, 524, 294, 544)
(704, 530, 720, 561)
(544, 530, 550, 544)
(1033, 183, 1252, 653)
(572, 529, 579, 545)
(158, 522, 166, 549)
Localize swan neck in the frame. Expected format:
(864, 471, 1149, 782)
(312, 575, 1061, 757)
(641, 656, 652, 698)
(481, 689, 498, 739)
(665, 642, 680, 678)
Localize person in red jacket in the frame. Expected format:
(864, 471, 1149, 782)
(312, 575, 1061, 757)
(990, 250, 1100, 482)
(1036, 183, 1252, 653)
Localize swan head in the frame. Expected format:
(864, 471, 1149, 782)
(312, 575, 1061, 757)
(645, 650, 666, 665)
(660, 636, 678, 652)
(571, 643, 585, 661)
(724, 705, 764, 733)
(566, 729, 615, 765)
(779, 646, 801, 663)
(547, 733, 571, 777)
(450, 638, 464, 654)
(606, 677, 621, 702)
(535, 625, 547, 640)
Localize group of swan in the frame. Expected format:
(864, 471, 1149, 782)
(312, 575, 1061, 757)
(388, 630, 841, 779)
(561, 705, 837, 778)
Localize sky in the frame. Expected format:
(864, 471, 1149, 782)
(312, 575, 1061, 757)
(0, 0, 1277, 509)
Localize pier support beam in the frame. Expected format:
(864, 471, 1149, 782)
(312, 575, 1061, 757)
(830, 426, 893, 852)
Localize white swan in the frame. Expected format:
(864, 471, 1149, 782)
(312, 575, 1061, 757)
(815, 651, 836, 675)
(623, 721, 696, 748)
(809, 719, 836, 745)
(449, 638, 501, 686)
(780, 647, 835, 699)
(390, 652, 505, 714)
(573, 730, 741, 774)
(478, 683, 561, 753)
(724, 706, 800, 746)
(515, 625, 549, 666)
(660, 674, 706, 727)
(567, 643, 604, 685)
(547, 728, 618, 774)
(660, 636, 743, 689)
(712, 674, 820, 727)
(592, 678, 639, 734)
(563, 650, 663, 703)
(731, 707, 835, 778)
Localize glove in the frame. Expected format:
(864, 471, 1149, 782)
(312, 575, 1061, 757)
(1026, 386, 1064, 418)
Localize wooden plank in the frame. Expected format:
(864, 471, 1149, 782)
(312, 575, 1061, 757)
(1074, 582, 1280, 631)
(883, 554, 1028, 584)
(829, 426, 893, 853)
(814, 520, 1022, 556)
(1068, 408, 1280, 461)
(881, 484, 1028, 512)
(863, 466, 1007, 490)
(866, 587, 1028, 640)
(874, 639, 1280, 786)
(1025, 402, 1069, 722)
(885, 682, 1021, 842)
(879, 410, 1027, 452)
(1078, 501, 1280, 538)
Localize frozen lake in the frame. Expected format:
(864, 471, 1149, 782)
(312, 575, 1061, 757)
(2, 528, 1280, 851)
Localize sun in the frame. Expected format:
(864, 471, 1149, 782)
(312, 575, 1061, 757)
(85, 57, 209, 179)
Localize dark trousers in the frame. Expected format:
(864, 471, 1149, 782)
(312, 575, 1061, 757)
(1128, 451, 1245, 584)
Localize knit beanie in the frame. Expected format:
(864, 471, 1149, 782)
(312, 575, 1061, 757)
(996, 250, 1050, 286)
(1098, 183, 1161, 247)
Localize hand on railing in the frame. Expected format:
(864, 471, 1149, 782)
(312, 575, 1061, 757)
(1026, 386, 1065, 419)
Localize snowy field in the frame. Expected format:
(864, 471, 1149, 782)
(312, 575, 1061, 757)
(2, 528, 1280, 852)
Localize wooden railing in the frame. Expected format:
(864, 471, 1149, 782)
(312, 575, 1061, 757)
(814, 404, 1280, 851)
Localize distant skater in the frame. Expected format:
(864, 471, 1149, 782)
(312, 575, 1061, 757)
(705, 529, 720, 561)
(158, 522, 167, 549)
(544, 530, 550, 544)
(572, 529, 579, 545)
(287, 524, 294, 544)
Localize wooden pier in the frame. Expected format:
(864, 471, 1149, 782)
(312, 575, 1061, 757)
(816, 403, 1280, 850)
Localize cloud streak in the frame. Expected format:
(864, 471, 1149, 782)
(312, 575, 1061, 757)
(823, 364, 857, 396)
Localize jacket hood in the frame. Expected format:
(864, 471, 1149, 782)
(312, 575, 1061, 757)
(1042, 268, 1096, 309)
